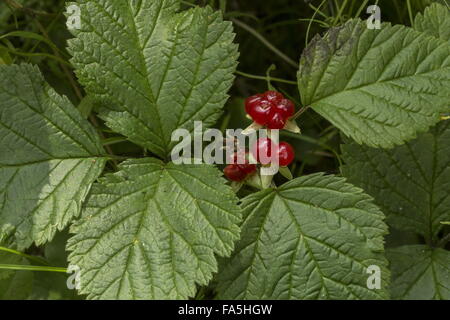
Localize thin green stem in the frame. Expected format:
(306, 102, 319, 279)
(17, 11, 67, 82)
(3, 0, 56, 17)
(298, 18, 329, 28)
(180, 0, 196, 7)
(231, 18, 299, 68)
(292, 106, 311, 120)
(102, 137, 128, 146)
(281, 131, 343, 168)
(355, 0, 370, 17)
(235, 70, 297, 85)
(306, 0, 328, 47)
(333, 0, 349, 25)
(0, 246, 49, 265)
(0, 45, 71, 66)
(437, 233, 450, 248)
(406, 0, 414, 27)
(0, 264, 67, 273)
(308, 3, 329, 20)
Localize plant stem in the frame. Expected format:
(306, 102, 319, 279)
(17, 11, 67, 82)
(437, 233, 450, 248)
(231, 18, 299, 69)
(292, 106, 310, 120)
(0, 264, 67, 273)
(281, 131, 343, 167)
(3, 0, 56, 17)
(354, 0, 370, 17)
(101, 137, 128, 147)
(306, 0, 328, 46)
(235, 70, 297, 85)
(0, 246, 49, 265)
(333, 0, 349, 25)
(406, 0, 414, 27)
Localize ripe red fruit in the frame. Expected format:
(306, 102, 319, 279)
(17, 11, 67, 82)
(263, 90, 284, 103)
(275, 99, 295, 118)
(239, 163, 257, 175)
(266, 110, 287, 129)
(251, 138, 275, 165)
(224, 152, 257, 181)
(251, 138, 295, 167)
(224, 164, 247, 181)
(278, 142, 295, 166)
(245, 98, 272, 125)
(245, 91, 295, 128)
(244, 94, 263, 115)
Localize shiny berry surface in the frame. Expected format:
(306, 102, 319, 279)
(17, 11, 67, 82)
(244, 91, 295, 128)
(251, 138, 275, 165)
(275, 99, 295, 118)
(238, 163, 257, 175)
(247, 99, 272, 125)
(244, 94, 263, 115)
(251, 138, 295, 167)
(223, 164, 247, 181)
(263, 90, 284, 103)
(278, 142, 295, 166)
(266, 111, 286, 129)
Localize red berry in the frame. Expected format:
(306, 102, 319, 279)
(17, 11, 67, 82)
(251, 138, 275, 165)
(275, 99, 295, 118)
(224, 164, 247, 181)
(252, 139, 295, 167)
(245, 94, 263, 115)
(239, 163, 257, 175)
(263, 91, 284, 103)
(247, 99, 272, 125)
(245, 92, 296, 129)
(228, 151, 247, 165)
(266, 110, 286, 129)
(278, 142, 295, 166)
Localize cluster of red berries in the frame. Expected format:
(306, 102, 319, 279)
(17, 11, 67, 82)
(245, 91, 295, 129)
(223, 138, 295, 182)
(223, 91, 297, 183)
(223, 153, 257, 182)
(251, 138, 295, 167)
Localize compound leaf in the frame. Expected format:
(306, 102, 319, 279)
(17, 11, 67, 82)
(342, 122, 450, 242)
(298, 19, 450, 148)
(0, 64, 106, 250)
(68, 0, 238, 158)
(216, 173, 389, 300)
(67, 158, 241, 299)
(414, 3, 450, 42)
(387, 245, 450, 299)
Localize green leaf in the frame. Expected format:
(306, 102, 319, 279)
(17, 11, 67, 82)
(0, 64, 107, 250)
(387, 245, 450, 300)
(414, 3, 450, 42)
(28, 272, 81, 300)
(341, 122, 450, 242)
(68, 0, 239, 158)
(298, 19, 450, 148)
(77, 95, 95, 119)
(216, 173, 389, 300)
(0, 253, 33, 300)
(67, 158, 241, 299)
